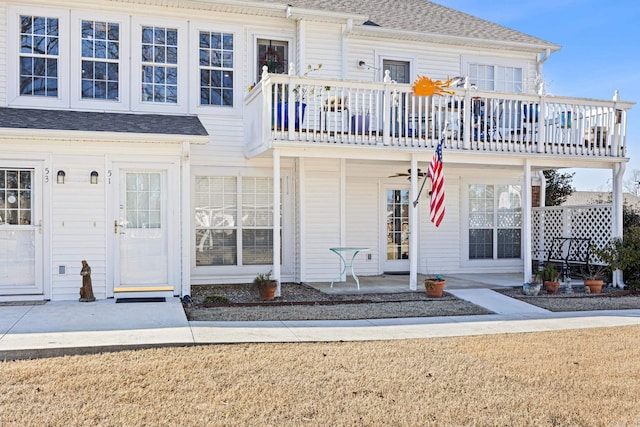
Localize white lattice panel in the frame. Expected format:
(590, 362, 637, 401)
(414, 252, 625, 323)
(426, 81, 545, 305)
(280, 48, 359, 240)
(532, 205, 612, 264)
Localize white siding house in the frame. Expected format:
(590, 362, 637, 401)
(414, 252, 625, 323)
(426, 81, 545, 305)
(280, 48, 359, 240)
(0, 0, 633, 301)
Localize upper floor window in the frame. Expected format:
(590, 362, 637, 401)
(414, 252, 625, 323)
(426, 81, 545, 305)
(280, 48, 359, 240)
(19, 15, 59, 97)
(81, 20, 119, 100)
(199, 31, 233, 106)
(141, 26, 178, 103)
(469, 64, 523, 93)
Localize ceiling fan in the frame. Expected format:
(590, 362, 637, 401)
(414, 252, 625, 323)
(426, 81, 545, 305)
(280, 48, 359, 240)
(388, 168, 427, 179)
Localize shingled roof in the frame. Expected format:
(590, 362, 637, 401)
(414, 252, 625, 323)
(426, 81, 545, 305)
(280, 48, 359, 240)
(0, 107, 208, 137)
(253, 0, 558, 49)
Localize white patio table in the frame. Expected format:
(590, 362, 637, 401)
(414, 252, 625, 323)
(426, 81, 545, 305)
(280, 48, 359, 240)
(329, 247, 370, 290)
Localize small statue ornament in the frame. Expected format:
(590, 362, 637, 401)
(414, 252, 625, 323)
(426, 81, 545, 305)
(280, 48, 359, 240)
(79, 260, 96, 302)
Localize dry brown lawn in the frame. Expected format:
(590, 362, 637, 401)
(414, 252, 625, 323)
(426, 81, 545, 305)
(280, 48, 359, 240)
(2, 326, 639, 426)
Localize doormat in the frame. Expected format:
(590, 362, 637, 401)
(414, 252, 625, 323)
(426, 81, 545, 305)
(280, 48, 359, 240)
(116, 297, 166, 303)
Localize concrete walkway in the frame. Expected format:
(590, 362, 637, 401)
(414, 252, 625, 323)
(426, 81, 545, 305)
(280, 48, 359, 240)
(2, 291, 640, 360)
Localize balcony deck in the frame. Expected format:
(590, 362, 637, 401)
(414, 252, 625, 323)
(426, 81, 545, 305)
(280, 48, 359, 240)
(244, 74, 632, 159)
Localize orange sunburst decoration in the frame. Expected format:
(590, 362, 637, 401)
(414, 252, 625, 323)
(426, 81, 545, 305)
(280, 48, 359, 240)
(412, 75, 455, 97)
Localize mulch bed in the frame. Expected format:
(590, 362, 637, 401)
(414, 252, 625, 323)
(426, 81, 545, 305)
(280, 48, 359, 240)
(496, 285, 640, 312)
(184, 282, 491, 321)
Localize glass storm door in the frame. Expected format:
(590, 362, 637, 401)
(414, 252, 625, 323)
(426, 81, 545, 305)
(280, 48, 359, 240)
(384, 188, 410, 273)
(115, 169, 170, 289)
(0, 167, 42, 296)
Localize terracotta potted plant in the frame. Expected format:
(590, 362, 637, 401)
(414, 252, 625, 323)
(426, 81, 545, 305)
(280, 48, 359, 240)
(541, 264, 561, 294)
(254, 270, 278, 301)
(424, 275, 446, 297)
(581, 264, 607, 294)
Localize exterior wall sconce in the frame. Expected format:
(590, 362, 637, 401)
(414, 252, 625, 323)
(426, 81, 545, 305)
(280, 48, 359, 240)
(57, 170, 65, 184)
(90, 171, 99, 184)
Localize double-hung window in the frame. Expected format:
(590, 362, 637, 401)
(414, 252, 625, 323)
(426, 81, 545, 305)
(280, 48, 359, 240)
(141, 26, 178, 103)
(19, 15, 59, 97)
(81, 20, 119, 100)
(468, 184, 522, 260)
(468, 64, 523, 93)
(195, 176, 277, 267)
(199, 31, 233, 106)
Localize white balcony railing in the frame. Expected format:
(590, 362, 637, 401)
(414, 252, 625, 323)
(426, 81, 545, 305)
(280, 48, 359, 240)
(244, 73, 632, 158)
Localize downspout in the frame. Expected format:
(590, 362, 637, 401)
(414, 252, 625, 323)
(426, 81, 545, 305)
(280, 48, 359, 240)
(536, 48, 552, 92)
(538, 171, 546, 207)
(612, 162, 626, 288)
(523, 160, 532, 283)
(341, 19, 353, 80)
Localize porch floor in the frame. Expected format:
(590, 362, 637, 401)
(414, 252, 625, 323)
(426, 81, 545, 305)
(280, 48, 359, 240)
(306, 273, 524, 295)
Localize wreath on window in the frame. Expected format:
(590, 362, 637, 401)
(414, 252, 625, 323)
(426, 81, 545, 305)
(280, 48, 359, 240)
(260, 47, 283, 73)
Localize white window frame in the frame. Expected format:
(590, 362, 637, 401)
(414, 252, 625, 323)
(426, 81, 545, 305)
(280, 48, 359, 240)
(7, 5, 69, 108)
(462, 56, 528, 93)
(131, 17, 188, 113)
(70, 10, 130, 111)
(191, 167, 293, 279)
(461, 178, 523, 268)
(248, 32, 294, 84)
(189, 22, 242, 115)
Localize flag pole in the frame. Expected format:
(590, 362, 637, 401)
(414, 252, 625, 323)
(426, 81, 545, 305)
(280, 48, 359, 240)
(412, 127, 447, 207)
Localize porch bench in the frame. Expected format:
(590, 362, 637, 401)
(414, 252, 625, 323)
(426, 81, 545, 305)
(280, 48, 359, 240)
(546, 237, 592, 277)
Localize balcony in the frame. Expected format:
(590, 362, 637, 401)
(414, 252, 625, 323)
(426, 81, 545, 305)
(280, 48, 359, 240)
(244, 73, 632, 159)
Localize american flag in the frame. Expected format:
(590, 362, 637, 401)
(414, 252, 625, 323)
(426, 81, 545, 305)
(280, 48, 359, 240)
(428, 138, 445, 227)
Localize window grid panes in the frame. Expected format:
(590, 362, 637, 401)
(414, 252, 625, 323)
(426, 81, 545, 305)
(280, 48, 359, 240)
(195, 176, 278, 267)
(81, 20, 119, 100)
(19, 15, 59, 97)
(0, 169, 33, 225)
(199, 31, 233, 106)
(125, 172, 161, 229)
(468, 184, 521, 260)
(195, 176, 238, 266)
(469, 64, 523, 93)
(242, 177, 274, 265)
(141, 26, 178, 103)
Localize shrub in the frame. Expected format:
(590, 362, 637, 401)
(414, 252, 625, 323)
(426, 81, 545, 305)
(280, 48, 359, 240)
(596, 225, 640, 291)
(203, 295, 231, 304)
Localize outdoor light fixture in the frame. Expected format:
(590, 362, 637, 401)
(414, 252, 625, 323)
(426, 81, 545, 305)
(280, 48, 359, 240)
(57, 170, 65, 184)
(90, 171, 99, 184)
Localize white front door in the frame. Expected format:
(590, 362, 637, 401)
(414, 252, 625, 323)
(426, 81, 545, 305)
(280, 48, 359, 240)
(383, 187, 410, 273)
(113, 165, 177, 291)
(0, 165, 43, 296)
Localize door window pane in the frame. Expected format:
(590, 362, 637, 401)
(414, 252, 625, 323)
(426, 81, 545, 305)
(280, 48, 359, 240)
(386, 189, 409, 261)
(125, 172, 161, 229)
(0, 169, 33, 225)
(257, 39, 287, 79)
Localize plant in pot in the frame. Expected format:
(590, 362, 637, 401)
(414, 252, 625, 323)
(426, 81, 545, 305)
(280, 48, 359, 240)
(277, 64, 327, 130)
(254, 270, 278, 301)
(424, 275, 446, 297)
(581, 263, 608, 294)
(541, 264, 561, 294)
(522, 273, 542, 296)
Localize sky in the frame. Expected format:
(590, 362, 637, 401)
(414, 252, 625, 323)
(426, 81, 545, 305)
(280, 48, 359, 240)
(434, 0, 640, 191)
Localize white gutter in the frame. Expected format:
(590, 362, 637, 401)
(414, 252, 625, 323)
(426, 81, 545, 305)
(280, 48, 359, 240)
(352, 26, 560, 53)
(0, 128, 210, 144)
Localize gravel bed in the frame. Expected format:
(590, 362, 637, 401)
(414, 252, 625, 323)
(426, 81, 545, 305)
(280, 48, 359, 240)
(185, 283, 492, 321)
(496, 285, 640, 312)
